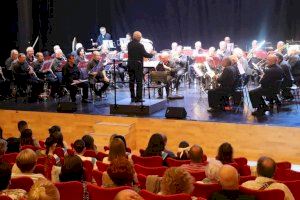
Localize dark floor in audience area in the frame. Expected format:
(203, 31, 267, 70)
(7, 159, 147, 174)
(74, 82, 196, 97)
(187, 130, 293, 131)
(0, 83, 299, 127)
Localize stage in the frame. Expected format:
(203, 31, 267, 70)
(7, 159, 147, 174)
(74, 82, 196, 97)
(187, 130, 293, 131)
(0, 83, 299, 127)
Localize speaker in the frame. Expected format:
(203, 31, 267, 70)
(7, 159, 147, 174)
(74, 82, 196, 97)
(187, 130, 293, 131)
(165, 107, 187, 119)
(57, 102, 77, 113)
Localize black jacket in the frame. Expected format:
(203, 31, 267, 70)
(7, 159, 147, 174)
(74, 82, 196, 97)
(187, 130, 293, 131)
(127, 40, 153, 69)
(217, 65, 238, 89)
(62, 62, 80, 85)
(260, 64, 284, 89)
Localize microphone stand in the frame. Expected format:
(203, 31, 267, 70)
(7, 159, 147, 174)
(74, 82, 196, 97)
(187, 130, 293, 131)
(113, 59, 118, 109)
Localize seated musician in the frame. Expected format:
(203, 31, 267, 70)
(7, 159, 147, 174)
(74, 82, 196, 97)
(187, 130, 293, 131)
(51, 45, 66, 59)
(12, 53, 43, 102)
(207, 57, 238, 112)
(32, 52, 45, 79)
(26, 47, 36, 66)
(51, 49, 66, 84)
(0, 67, 10, 100)
(192, 41, 204, 57)
(216, 41, 231, 60)
(87, 51, 110, 98)
(249, 54, 284, 116)
(276, 41, 287, 56)
(232, 48, 252, 84)
(4, 49, 18, 81)
(288, 47, 300, 86)
(75, 47, 88, 64)
(116, 44, 128, 86)
(97, 27, 111, 47)
(275, 53, 294, 100)
(62, 54, 90, 103)
(170, 42, 178, 57)
(171, 45, 187, 90)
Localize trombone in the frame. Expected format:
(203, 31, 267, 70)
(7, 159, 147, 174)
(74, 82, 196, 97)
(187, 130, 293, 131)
(252, 58, 267, 72)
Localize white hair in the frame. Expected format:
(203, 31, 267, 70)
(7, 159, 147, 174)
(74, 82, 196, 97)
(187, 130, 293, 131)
(252, 40, 258, 46)
(161, 51, 170, 58)
(205, 159, 223, 181)
(53, 45, 61, 52)
(195, 41, 202, 48)
(26, 46, 34, 52)
(233, 48, 244, 58)
(10, 49, 18, 56)
(75, 43, 83, 50)
(54, 49, 63, 54)
(219, 41, 226, 48)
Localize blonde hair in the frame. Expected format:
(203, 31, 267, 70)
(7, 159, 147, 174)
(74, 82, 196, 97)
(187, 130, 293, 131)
(28, 178, 60, 200)
(16, 149, 37, 173)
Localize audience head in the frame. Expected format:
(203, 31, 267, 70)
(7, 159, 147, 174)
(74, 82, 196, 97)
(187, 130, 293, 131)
(133, 31, 142, 42)
(216, 142, 233, 164)
(144, 133, 165, 156)
(48, 125, 61, 135)
(45, 137, 57, 155)
(0, 162, 12, 191)
(189, 145, 203, 163)
(108, 138, 126, 161)
(219, 165, 239, 190)
(82, 135, 95, 151)
(109, 134, 118, 145)
(6, 137, 20, 153)
(114, 189, 144, 200)
(59, 155, 84, 182)
(161, 167, 194, 195)
(28, 178, 60, 200)
(256, 156, 276, 178)
(205, 159, 223, 182)
(73, 139, 85, 154)
(114, 135, 127, 149)
(18, 120, 28, 133)
(49, 127, 64, 148)
(177, 141, 190, 160)
(16, 149, 37, 173)
(0, 139, 8, 155)
(20, 128, 34, 146)
(107, 157, 135, 186)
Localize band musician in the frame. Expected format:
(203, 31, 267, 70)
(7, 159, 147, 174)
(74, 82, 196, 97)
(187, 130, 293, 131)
(207, 57, 238, 112)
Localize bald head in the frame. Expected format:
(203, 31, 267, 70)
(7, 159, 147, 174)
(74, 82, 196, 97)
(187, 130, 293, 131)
(189, 145, 203, 163)
(133, 31, 142, 42)
(219, 165, 239, 190)
(266, 54, 278, 67)
(114, 189, 144, 200)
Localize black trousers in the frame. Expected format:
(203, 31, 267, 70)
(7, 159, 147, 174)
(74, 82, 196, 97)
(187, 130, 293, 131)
(208, 87, 233, 109)
(67, 82, 89, 102)
(249, 87, 271, 109)
(128, 66, 143, 100)
(0, 79, 10, 97)
(281, 80, 293, 99)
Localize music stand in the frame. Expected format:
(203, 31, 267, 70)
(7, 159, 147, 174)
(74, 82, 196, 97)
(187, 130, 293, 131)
(102, 40, 115, 49)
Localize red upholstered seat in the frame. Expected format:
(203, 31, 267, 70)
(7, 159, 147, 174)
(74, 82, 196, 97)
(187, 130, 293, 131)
(166, 158, 190, 167)
(104, 146, 132, 153)
(39, 140, 45, 148)
(83, 150, 97, 158)
(20, 145, 39, 151)
(192, 182, 222, 199)
(131, 155, 163, 167)
(233, 157, 248, 166)
(281, 180, 300, 200)
(134, 164, 167, 176)
(54, 147, 65, 158)
(92, 170, 103, 186)
(189, 171, 206, 181)
(96, 161, 109, 172)
(276, 161, 292, 170)
(33, 164, 45, 176)
(9, 176, 34, 192)
(96, 152, 108, 161)
(137, 174, 147, 189)
(239, 186, 285, 200)
(0, 196, 13, 200)
(37, 156, 47, 165)
(140, 189, 192, 200)
(2, 153, 18, 165)
(239, 175, 256, 184)
(83, 160, 93, 182)
(239, 164, 251, 176)
(87, 183, 131, 200)
(55, 181, 83, 200)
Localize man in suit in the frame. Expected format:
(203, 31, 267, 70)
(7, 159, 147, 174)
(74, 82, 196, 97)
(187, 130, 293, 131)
(207, 57, 238, 112)
(249, 54, 284, 116)
(127, 31, 155, 102)
(96, 27, 111, 47)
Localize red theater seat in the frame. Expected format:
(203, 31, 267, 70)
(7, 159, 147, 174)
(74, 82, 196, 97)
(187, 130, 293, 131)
(239, 186, 285, 200)
(234, 157, 248, 166)
(20, 145, 39, 151)
(276, 161, 292, 170)
(166, 158, 190, 167)
(192, 182, 221, 199)
(54, 147, 65, 158)
(96, 152, 108, 161)
(83, 160, 93, 182)
(281, 180, 300, 200)
(0, 196, 13, 200)
(134, 164, 167, 176)
(83, 150, 97, 158)
(87, 184, 131, 200)
(137, 174, 147, 189)
(140, 190, 192, 200)
(55, 181, 83, 200)
(189, 171, 206, 181)
(92, 170, 103, 186)
(131, 155, 163, 167)
(96, 161, 109, 172)
(104, 146, 132, 153)
(2, 153, 18, 165)
(10, 176, 34, 192)
(239, 175, 256, 184)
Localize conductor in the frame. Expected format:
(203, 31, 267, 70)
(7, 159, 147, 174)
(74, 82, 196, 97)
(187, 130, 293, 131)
(127, 31, 155, 102)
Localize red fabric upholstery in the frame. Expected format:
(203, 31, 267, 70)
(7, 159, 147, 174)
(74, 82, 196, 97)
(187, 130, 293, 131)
(239, 175, 256, 184)
(92, 170, 103, 186)
(166, 158, 190, 167)
(66, 149, 74, 156)
(192, 183, 221, 199)
(44, 156, 56, 180)
(234, 157, 248, 166)
(83, 160, 93, 182)
(281, 180, 300, 200)
(54, 147, 65, 158)
(239, 186, 285, 200)
(104, 146, 132, 153)
(96, 161, 109, 172)
(274, 169, 300, 181)
(276, 161, 292, 170)
(239, 165, 251, 176)
(37, 156, 47, 165)
(33, 164, 45, 175)
(96, 152, 108, 161)
(20, 145, 38, 151)
(9, 176, 34, 192)
(189, 171, 206, 181)
(134, 164, 167, 176)
(83, 150, 97, 158)
(55, 181, 83, 200)
(39, 140, 45, 148)
(228, 162, 240, 171)
(131, 155, 163, 167)
(139, 190, 192, 200)
(2, 153, 18, 165)
(137, 174, 147, 189)
(0, 196, 13, 200)
(87, 183, 131, 200)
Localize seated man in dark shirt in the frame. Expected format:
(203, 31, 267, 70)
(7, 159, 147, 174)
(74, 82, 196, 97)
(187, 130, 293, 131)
(210, 165, 255, 200)
(62, 54, 90, 103)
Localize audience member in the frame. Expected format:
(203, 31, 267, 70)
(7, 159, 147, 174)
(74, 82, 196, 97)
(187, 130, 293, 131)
(242, 156, 294, 200)
(114, 135, 130, 154)
(49, 125, 68, 149)
(12, 149, 45, 181)
(114, 189, 144, 200)
(160, 167, 194, 195)
(82, 135, 97, 152)
(43, 137, 60, 164)
(17, 120, 28, 135)
(28, 178, 60, 200)
(201, 159, 223, 183)
(0, 162, 27, 200)
(161, 134, 176, 158)
(59, 155, 84, 182)
(210, 165, 255, 200)
(177, 141, 190, 160)
(180, 145, 207, 173)
(142, 133, 167, 158)
(6, 137, 20, 153)
(0, 139, 7, 156)
(73, 139, 96, 166)
(216, 142, 234, 164)
(103, 138, 130, 164)
(20, 129, 40, 148)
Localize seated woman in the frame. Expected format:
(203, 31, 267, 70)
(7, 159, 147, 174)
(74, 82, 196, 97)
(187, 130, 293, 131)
(28, 178, 59, 200)
(102, 157, 138, 188)
(200, 159, 223, 184)
(0, 162, 27, 200)
(176, 141, 190, 160)
(49, 125, 68, 150)
(59, 155, 84, 182)
(216, 142, 234, 164)
(82, 135, 97, 152)
(142, 133, 171, 160)
(11, 149, 45, 182)
(20, 129, 40, 149)
(159, 167, 194, 195)
(102, 138, 132, 164)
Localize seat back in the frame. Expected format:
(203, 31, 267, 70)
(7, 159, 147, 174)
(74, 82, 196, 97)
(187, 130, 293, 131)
(92, 170, 103, 186)
(39, 140, 45, 148)
(96, 152, 108, 161)
(20, 145, 38, 151)
(134, 164, 167, 176)
(281, 180, 300, 200)
(83, 150, 97, 158)
(54, 147, 65, 158)
(55, 181, 83, 200)
(131, 155, 163, 167)
(140, 190, 192, 200)
(233, 157, 248, 166)
(2, 153, 18, 165)
(276, 161, 292, 170)
(104, 146, 132, 153)
(189, 171, 206, 181)
(137, 174, 147, 189)
(10, 176, 34, 192)
(192, 183, 222, 199)
(0, 196, 13, 200)
(239, 186, 285, 200)
(87, 183, 131, 200)
(33, 164, 45, 176)
(37, 156, 47, 165)
(239, 175, 256, 185)
(166, 158, 190, 167)
(83, 160, 93, 182)
(96, 161, 109, 172)
(239, 165, 251, 176)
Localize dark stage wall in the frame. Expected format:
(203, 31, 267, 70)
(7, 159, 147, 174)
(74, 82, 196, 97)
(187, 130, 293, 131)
(1, 0, 300, 64)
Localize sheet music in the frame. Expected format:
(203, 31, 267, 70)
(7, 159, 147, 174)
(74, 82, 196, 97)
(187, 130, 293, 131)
(143, 61, 160, 68)
(71, 79, 88, 85)
(237, 61, 246, 75)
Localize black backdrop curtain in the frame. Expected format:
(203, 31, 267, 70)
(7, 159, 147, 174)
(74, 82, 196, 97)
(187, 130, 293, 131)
(1, 0, 300, 64)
